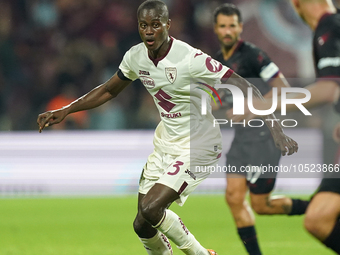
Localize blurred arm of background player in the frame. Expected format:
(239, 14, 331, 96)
(248, 79, 339, 114)
(225, 72, 290, 121)
(37, 72, 131, 132)
(221, 71, 297, 155)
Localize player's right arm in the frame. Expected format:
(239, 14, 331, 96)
(225, 72, 298, 156)
(37, 73, 132, 133)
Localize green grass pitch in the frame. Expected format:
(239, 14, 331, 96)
(0, 195, 334, 255)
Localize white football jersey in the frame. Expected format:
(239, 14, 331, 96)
(119, 37, 232, 162)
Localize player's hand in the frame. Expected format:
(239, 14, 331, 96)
(37, 108, 68, 133)
(272, 132, 298, 156)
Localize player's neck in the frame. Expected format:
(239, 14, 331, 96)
(148, 37, 171, 59)
(221, 40, 240, 61)
(304, 3, 336, 30)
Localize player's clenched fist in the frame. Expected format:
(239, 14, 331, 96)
(37, 108, 68, 133)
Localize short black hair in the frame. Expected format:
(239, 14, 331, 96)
(137, 0, 169, 21)
(213, 3, 242, 24)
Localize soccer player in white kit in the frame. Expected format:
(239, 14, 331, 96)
(37, 1, 298, 254)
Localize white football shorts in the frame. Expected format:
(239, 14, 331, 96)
(139, 149, 219, 206)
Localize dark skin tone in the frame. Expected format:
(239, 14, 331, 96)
(37, 7, 179, 238)
(37, 6, 297, 238)
(138, 8, 172, 59)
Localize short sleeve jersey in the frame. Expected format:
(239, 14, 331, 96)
(215, 40, 280, 142)
(313, 12, 340, 112)
(119, 37, 232, 160)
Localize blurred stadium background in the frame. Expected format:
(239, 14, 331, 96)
(0, 0, 340, 254)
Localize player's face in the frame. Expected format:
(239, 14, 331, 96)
(138, 9, 170, 52)
(214, 14, 243, 49)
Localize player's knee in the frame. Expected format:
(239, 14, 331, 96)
(225, 189, 244, 207)
(133, 214, 157, 238)
(251, 201, 269, 215)
(250, 194, 276, 215)
(140, 200, 160, 224)
(133, 216, 143, 235)
(304, 212, 322, 237)
(304, 209, 334, 239)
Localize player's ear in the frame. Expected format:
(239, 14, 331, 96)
(213, 22, 218, 34)
(290, 0, 300, 12)
(239, 22, 243, 33)
(167, 19, 171, 30)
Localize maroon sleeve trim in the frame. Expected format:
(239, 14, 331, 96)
(222, 69, 234, 80)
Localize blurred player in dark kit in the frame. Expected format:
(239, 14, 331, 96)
(213, 4, 309, 255)
(243, 0, 340, 253)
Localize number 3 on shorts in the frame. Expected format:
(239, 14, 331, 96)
(167, 161, 184, 175)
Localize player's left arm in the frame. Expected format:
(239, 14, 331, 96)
(265, 72, 290, 98)
(257, 48, 291, 98)
(230, 72, 290, 120)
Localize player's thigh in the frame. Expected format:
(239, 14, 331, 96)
(226, 173, 248, 199)
(306, 192, 340, 218)
(307, 177, 340, 221)
(225, 177, 248, 208)
(141, 183, 179, 212)
(225, 151, 248, 197)
(305, 191, 340, 234)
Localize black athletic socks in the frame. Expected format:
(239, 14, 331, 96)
(288, 199, 309, 215)
(237, 226, 262, 255)
(323, 221, 340, 253)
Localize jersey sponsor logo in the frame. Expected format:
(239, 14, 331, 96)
(257, 52, 264, 64)
(205, 57, 223, 73)
(140, 76, 155, 89)
(194, 51, 203, 58)
(184, 169, 196, 180)
(139, 70, 150, 75)
(318, 32, 330, 46)
(318, 57, 340, 70)
(165, 67, 177, 84)
(161, 112, 182, 118)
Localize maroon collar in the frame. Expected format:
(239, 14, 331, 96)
(233, 40, 244, 55)
(148, 37, 174, 67)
